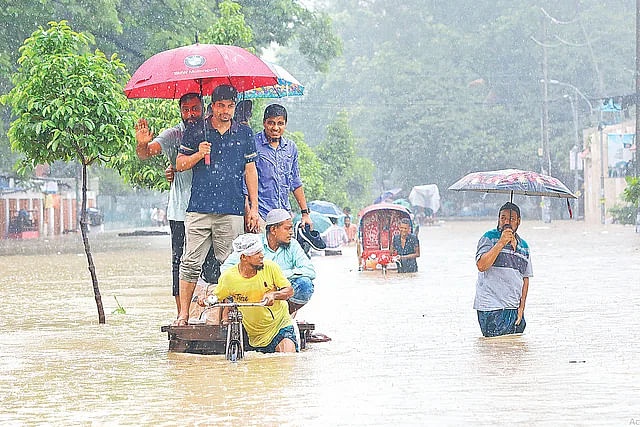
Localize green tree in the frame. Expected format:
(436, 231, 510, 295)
(287, 131, 325, 204)
(316, 111, 374, 209)
(2, 21, 133, 324)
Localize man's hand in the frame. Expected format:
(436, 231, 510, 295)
(301, 212, 314, 230)
(246, 207, 259, 233)
(198, 141, 211, 158)
(499, 227, 517, 250)
(262, 292, 276, 306)
(135, 118, 154, 144)
(515, 306, 524, 326)
(165, 165, 175, 183)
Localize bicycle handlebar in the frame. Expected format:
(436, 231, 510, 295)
(205, 295, 267, 307)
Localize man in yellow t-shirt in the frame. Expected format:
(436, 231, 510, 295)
(214, 233, 298, 353)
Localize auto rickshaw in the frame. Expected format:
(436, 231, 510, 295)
(357, 203, 413, 272)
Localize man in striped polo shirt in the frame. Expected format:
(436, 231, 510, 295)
(474, 202, 532, 337)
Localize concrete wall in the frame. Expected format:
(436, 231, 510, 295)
(582, 120, 633, 224)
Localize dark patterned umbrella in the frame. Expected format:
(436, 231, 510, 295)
(448, 169, 576, 201)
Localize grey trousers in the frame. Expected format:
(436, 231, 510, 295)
(179, 212, 244, 283)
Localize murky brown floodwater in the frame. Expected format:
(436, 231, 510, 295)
(1, 220, 639, 425)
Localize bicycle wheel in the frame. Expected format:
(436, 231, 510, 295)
(227, 340, 241, 362)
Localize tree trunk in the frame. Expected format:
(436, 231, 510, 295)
(80, 162, 105, 324)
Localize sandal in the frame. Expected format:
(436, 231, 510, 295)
(307, 332, 332, 343)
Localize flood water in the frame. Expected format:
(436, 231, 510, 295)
(1, 220, 639, 425)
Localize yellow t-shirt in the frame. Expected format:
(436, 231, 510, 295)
(214, 259, 293, 348)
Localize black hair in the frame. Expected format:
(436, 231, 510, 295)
(498, 202, 521, 219)
(343, 207, 351, 214)
(211, 84, 237, 102)
(178, 93, 202, 107)
(400, 218, 411, 226)
(263, 104, 287, 123)
(234, 100, 253, 123)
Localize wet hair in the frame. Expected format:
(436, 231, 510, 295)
(498, 202, 521, 219)
(211, 85, 237, 102)
(178, 93, 202, 107)
(234, 100, 253, 123)
(400, 218, 411, 226)
(263, 104, 287, 123)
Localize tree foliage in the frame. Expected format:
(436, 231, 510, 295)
(2, 20, 132, 171)
(284, 0, 637, 210)
(1, 20, 135, 324)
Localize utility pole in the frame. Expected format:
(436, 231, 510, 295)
(541, 17, 552, 223)
(634, 0, 640, 233)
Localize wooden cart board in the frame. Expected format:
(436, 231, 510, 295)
(161, 322, 316, 355)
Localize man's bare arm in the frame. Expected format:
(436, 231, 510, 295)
(176, 141, 210, 171)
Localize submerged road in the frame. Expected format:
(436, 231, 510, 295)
(0, 220, 639, 425)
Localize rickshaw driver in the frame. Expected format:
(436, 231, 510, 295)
(210, 233, 298, 353)
(474, 202, 532, 337)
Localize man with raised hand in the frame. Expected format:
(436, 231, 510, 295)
(474, 202, 532, 337)
(135, 93, 203, 316)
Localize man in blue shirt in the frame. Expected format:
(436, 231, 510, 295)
(474, 202, 532, 337)
(173, 84, 259, 326)
(254, 104, 312, 230)
(221, 208, 316, 314)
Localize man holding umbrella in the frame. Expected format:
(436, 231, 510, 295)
(474, 202, 532, 337)
(173, 84, 259, 326)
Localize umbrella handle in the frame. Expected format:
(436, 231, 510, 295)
(205, 154, 210, 165)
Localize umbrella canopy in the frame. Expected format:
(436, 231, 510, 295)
(392, 198, 412, 210)
(293, 212, 332, 233)
(448, 169, 576, 199)
(124, 44, 277, 99)
(374, 188, 402, 204)
(308, 200, 343, 217)
(408, 184, 441, 212)
(240, 61, 304, 99)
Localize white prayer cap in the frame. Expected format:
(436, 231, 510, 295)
(232, 233, 263, 256)
(265, 208, 292, 226)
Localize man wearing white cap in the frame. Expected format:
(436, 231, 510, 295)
(221, 208, 316, 314)
(213, 233, 298, 353)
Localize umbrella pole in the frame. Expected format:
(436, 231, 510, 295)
(199, 78, 209, 166)
(510, 191, 513, 203)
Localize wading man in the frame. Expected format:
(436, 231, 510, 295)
(474, 202, 532, 337)
(173, 85, 259, 326)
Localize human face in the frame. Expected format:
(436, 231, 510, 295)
(344, 217, 351, 227)
(242, 251, 264, 270)
(180, 98, 203, 125)
(399, 223, 410, 237)
(498, 209, 520, 232)
(263, 115, 287, 140)
(272, 219, 293, 246)
(211, 99, 235, 123)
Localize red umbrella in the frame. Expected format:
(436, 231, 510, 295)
(124, 44, 277, 99)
